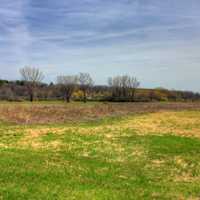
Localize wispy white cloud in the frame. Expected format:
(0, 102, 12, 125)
(0, 0, 33, 64)
(0, 0, 200, 91)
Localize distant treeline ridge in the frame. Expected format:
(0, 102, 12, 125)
(0, 67, 200, 102)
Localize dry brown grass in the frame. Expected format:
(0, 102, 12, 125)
(0, 102, 200, 125)
(2, 101, 200, 149)
(128, 111, 200, 138)
(13, 109, 200, 150)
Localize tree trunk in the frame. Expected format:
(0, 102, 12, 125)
(131, 89, 136, 102)
(30, 93, 33, 102)
(64, 93, 70, 103)
(83, 90, 87, 103)
(28, 84, 34, 102)
(66, 96, 70, 103)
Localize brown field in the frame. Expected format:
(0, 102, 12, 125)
(0, 101, 200, 125)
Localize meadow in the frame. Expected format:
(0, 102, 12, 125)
(1, 101, 200, 199)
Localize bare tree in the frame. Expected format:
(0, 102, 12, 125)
(108, 76, 123, 98)
(108, 75, 140, 101)
(128, 77, 140, 101)
(57, 75, 78, 102)
(78, 73, 94, 103)
(20, 66, 44, 101)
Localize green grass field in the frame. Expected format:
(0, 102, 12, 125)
(0, 102, 200, 199)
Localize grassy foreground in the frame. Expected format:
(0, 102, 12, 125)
(0, 103, 200, 199)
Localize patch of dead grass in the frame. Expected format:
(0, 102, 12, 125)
(1, 102, 200, 125)
(125, 111, 200, 138)
(151, 159, 165, 167)
(175, 173, 200, 183)
(12, 110, 200, 150)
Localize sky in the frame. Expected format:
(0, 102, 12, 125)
(0, 0, 200, 91)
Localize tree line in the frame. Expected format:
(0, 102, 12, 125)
(0, 66, 200, 102)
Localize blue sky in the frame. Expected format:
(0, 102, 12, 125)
(0, 0, 200, 91)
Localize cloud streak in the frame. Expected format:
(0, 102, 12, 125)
(0, 0, 200, 91)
